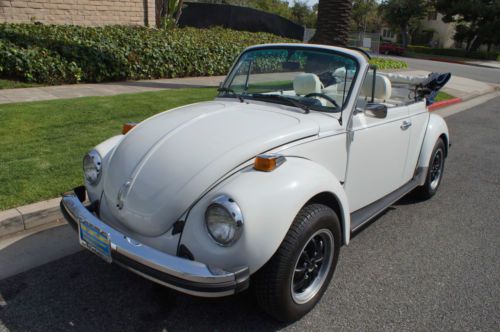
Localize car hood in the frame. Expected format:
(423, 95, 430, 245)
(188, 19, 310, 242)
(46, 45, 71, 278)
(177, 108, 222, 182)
(102, 100, 319, 237)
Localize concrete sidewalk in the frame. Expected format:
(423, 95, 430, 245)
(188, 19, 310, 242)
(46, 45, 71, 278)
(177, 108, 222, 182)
(464, 60, 500, 70)
(0, 70, 496, 105)
(0, 75, 225, 104)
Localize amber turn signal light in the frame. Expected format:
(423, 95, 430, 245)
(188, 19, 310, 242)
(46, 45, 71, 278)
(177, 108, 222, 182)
(122, 122, 137, 135)
(254, 154, 286, 172)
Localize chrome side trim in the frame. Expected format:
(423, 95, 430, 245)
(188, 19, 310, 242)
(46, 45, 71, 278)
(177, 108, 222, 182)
(61, 191, 249, 297)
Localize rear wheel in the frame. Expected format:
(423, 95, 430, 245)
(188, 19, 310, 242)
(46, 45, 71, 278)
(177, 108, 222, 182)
(414, 138, 446, 199)
(253, 204, 341, 322)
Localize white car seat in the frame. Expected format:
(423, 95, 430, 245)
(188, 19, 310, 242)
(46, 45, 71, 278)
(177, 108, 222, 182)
(361, 72, 392, 102)
(294, 73, 323, 96)
(294, 73, 327, 106)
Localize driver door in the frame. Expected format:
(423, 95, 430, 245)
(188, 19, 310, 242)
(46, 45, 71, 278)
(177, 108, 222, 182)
(344, 104, 411, 212)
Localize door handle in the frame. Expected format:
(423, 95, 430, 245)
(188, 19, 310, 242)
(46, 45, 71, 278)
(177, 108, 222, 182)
(400, 121, 412, 130)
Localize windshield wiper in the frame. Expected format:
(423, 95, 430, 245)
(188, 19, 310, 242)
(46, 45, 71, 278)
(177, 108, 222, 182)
(217, 87, 244, 103)
(249, 93, 310, 114)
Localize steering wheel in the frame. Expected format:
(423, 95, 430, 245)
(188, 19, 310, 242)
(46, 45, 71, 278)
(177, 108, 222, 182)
(304, 93, 339, 108)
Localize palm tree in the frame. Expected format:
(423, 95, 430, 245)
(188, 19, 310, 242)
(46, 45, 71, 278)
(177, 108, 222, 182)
(311, 0, 353, 46)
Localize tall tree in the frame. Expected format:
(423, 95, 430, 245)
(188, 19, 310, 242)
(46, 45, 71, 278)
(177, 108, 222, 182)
(435, 0, 500, 52)
(311, 0, 353, 46)
(379, 0, 429, 47)
(352, 0, 381, 33)
(291, 0, 317, 28)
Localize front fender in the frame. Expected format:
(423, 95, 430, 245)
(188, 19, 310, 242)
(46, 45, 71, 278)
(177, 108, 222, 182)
(180, 157, 350, 274)
(86, 135, 123, 202)
(417, 113, 450, 183)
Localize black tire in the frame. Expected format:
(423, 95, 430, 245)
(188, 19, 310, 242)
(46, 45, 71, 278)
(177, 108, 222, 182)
(414, 138, 446, 200)
(253, 204, 341, 322)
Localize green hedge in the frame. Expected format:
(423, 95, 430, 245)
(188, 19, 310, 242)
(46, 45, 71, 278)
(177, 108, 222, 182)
(407, 45, 500, 61)
(0, 24, 293, 84)
(0, 23, 407, 85)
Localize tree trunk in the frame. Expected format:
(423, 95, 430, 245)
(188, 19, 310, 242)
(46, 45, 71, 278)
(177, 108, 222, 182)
(175, 0, 184, 24)
(469, 35, 482, 52)
(400, 24, 409, 48)
(310, 0, 353, 46)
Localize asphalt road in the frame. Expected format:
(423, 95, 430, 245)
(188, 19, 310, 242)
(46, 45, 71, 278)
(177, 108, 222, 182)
(396, 56, 500, 84)
(1, 98, 499, 331)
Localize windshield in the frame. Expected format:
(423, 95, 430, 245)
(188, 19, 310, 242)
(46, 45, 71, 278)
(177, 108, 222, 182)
(220, 46, 359, 112)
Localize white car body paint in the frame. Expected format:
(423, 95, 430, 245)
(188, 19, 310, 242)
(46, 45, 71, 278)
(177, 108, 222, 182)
(180, 157, 350, 273)
(82, 43, 450, 278)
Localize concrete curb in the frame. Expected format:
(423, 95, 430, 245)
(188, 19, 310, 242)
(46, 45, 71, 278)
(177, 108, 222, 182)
(429, 97, 463, 111)
(0, 198, 65, 239)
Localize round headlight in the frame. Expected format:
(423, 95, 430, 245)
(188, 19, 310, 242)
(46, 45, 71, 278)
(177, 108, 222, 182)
(205, 195, 243, 247)
(83, 150, 102, 185)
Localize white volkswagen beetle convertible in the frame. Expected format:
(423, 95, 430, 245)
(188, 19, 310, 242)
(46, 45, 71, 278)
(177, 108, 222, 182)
(61, 44, 450, 322)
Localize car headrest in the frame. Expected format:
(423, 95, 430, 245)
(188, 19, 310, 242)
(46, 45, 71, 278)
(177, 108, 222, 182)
(294, 73, 323, 96)
(361, 72, 392, 101)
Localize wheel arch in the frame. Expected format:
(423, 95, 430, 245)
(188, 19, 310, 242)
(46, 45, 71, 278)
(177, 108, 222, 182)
(306, 192, 346, 246)
(439, 133, 449, 157)
(418, 113, 450, 170)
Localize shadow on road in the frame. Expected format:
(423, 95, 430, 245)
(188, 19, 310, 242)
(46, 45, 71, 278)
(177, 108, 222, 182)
(0, 251, 286, 331)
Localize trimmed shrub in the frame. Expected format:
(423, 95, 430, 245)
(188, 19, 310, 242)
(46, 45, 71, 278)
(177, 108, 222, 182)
(0, 23, 409, 84)
(407, 45, 500, 61)
(0, 24, 294, 84)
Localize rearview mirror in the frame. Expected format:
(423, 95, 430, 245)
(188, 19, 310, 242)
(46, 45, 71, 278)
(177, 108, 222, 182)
(364, 103, 387, 119)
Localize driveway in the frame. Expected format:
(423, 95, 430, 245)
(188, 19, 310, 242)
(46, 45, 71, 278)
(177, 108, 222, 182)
(0, 98, 499, 331)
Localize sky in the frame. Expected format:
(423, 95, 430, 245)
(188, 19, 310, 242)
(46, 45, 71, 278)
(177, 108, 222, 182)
(286, 0, 318, 7)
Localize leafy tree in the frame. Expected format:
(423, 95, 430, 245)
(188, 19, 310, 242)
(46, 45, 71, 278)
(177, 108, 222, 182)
(290, 1, 317, 28)
(351, 0, 382, 32)
(156, 0, 185, 28)
(311, 0, 353, 46)
(379, 0, 430, 47)
(435, 0, 500, 52)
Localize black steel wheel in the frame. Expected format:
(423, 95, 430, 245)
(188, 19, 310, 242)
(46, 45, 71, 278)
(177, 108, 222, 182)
(253, 204, 341, 322)
(414, 138, 446, 200)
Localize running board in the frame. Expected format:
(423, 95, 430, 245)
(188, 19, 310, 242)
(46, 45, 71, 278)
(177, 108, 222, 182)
(350, 167, 427, 232)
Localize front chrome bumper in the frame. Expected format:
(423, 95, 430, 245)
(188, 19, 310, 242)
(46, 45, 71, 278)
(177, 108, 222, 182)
(60, 187, 250, 297)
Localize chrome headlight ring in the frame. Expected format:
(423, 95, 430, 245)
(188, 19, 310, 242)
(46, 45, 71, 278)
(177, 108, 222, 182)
(83, 150, 102, 185)
(205, 195, 244, 247)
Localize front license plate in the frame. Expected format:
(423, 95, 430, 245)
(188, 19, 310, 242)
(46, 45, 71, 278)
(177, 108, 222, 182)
(79, 220, 112, 263)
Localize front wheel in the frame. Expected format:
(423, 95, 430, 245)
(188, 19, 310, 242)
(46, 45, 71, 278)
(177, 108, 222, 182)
(414, 138, 446, 199)
(253, 204, 341, 322)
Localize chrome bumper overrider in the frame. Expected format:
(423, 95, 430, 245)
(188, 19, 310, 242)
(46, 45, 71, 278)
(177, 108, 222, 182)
(60, 188, 250, 297)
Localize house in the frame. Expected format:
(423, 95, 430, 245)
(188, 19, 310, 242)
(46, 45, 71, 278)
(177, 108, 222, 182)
(380, 27, 397, 43)
(380, 11, 455, 48)
(417, 10, 456, 48)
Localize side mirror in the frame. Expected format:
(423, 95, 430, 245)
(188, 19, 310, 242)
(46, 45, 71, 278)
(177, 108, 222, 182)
(364, 103, 387, 119)
(218, 81, 224, 89)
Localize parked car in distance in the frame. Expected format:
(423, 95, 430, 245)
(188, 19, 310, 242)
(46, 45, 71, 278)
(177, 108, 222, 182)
(379, 42, 405, 55)
(61, 44, 450, 322)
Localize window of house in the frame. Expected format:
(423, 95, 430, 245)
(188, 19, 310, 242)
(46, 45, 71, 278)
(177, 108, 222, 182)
(383, 29, 394, 38)
(427, 11, 438, 20)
